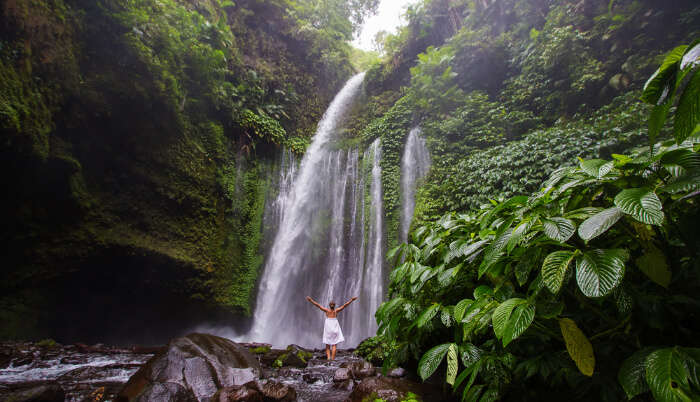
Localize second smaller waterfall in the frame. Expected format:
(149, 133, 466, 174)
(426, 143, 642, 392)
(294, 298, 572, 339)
(400, 127, 431, 242)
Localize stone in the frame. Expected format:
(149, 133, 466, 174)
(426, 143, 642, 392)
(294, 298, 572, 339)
(387, 367, 406, 378)
(302, 373, 323, 383)
(332, 379, 354, 391)
(333, 367, 353, 382)
(213, 384, 263, 402)
(117, 333, 260, 402)
(347, 376, 445, 402)
(257, 380, 297, 401)
(2, 383, 65, 402)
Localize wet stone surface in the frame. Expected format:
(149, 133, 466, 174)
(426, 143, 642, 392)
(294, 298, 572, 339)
(0, 341, 433, 401)
(0, 342, 154, 401)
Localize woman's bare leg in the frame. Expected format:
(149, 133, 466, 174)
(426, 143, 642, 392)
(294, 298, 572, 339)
(325, 345, 331, 360)
(331, 344, 337, 360)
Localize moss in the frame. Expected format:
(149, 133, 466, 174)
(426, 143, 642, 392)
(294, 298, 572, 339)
(249, 345, 271, 354)
(36, 338, 58, 348)
(272, 354, 286, 368)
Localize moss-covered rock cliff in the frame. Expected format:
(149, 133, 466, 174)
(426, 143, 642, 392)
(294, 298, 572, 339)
(0, 0, 362, 342)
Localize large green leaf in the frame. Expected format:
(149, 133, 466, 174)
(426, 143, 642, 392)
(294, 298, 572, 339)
(642, 45, 687, 104)
(636, 246, 671, 288)
(542, 217, 576, 242)
(542, 250, 576, 293)
(492, 298, 526, 340)
(674, 71, 700, 144)
(559, 318, 595, 376)
(649, 103, 671, 146)
(575, 249, 627, 297)
(446, 343, 458, 386)
(614, 188, 664, 225)
(415, 303, 440, 328)
(507, 218, 535, 252)
(418, 343, 452, 380)
(578, 207, 624, 241)
(645, 348, 692, 402)
(580, 159, 614, 179)
(618, 348, 654, 400)
(502, 303, 535, 347)
(478, 229, 512, 278)
(453, 299, 474, 323)
(681, 42, 700, 70)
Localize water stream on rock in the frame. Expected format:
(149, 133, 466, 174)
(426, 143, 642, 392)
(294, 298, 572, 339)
(242, 73, 386, 348)
(400, 127, 431, 242)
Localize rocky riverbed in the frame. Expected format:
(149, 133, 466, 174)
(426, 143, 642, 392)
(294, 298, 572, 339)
(0, 335, 448, 401)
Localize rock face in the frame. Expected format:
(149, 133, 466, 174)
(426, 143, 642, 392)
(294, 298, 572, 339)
(0, 383, 65, 402)
(117, 333, 260, 402)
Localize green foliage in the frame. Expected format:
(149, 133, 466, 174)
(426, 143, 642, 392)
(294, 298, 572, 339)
(355, 335, 402, 367)
(375, 50, 700, 400)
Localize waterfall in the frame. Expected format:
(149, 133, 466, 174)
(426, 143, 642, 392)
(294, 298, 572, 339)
(400, 127, 431, 242)
(244, 73, 386, 348)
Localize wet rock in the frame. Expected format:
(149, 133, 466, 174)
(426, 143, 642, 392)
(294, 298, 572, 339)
(387, 367, 406, 378)
(3, 382, 65, 402)
(302, 373, 323, 383)
(348, 376, 445, 402)
(117, 333, 260, 402)
(213, 384, 263, 402)
(333, 367, 353, 382)
(333, 379, 354, 391)
(257, 380, 297, 401)
(342, 360, 375, 379)
(134, 382, 196, 402)
(59, 356, 87, 365)
(260, 349, 286, 367)
(129, 345, 166, 355)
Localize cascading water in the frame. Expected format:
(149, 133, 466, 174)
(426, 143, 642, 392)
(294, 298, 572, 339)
(399, 127, 431, 242)
(244, 73, 386, 348)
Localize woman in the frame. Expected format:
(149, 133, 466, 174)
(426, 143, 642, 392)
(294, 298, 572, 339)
(306, 295, 358, 360)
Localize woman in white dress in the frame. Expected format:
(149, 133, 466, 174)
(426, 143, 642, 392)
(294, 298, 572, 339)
(306, 296, 358, 360)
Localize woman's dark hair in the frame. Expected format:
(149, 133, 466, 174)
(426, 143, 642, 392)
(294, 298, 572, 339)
(329, 301, 336, 309)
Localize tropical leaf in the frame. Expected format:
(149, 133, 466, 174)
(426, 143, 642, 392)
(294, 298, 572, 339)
(580, 159, 614, 179)
(507, 218, 535, 252)
(542, 250, 576, 294)
(662, 173, 700, 194)
(614, 188, 664, 225)
(659, 149, 700, 172)
(460, 343, 482, 367)
(502, 303, 535, 347)
(564, 207, 604, 220)
(446, 343, 458, 386)
(559, 318, 595, 376)
(575, 249, 627, 297)
(492, 298, 526, 340)
(473, 285, 494, 300)
(618, 348, 654, 400)
(515, 252, 538, 287)
(674, 71, 700, 144)
(636, 246, 671, 288)
(649, 103, 671, 146)
(415, 304, 440, 328)
(645, 347, 692, 402)
(454, 299, 474, 323)
(441, 307, 455, 327)
(542, 217, 576, 242)
(578, 207, 624, 241)
(680, 42, 700, 69)
(418, 343, 451, 380)
(463, 384, 485, 402)
(478, 229, 512, 278)
(642, 45, 686, 104)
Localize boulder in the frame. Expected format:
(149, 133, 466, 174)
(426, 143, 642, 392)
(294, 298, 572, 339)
(341, 360, 375, 379)
(213, 381, 295, 402)
(333, 367, 353, 382)
(333, 379, 354, 391)
(117, 333, 260, 402)
(2, 382, 65, 402)
(257, 380, 297, 401)
(213, 384, 263, 402)
(347, 376, 445, 402)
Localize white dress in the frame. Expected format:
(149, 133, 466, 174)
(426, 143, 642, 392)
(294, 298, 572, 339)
(323, 317, 345, 345)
